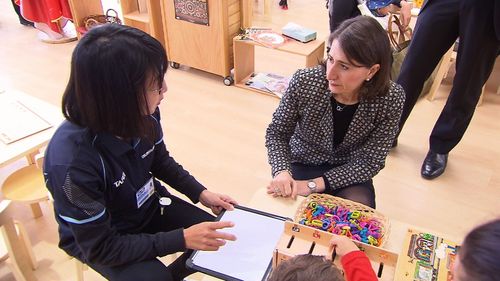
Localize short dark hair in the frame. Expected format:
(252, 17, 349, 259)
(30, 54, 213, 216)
(267, 255, 344, 281)
(327, 16, 392, 99)
(459, 218, 500, 281)
(62, 24, 168, 138)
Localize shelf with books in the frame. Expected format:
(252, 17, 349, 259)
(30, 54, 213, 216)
(233, 36, 325, 98)
(239, 72, 290, 99)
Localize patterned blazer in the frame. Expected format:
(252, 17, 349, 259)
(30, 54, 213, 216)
(265, 66, 405, 191)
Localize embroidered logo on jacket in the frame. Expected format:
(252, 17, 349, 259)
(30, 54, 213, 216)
(113, 172, 126, 188)
(141, 146, 154, 159)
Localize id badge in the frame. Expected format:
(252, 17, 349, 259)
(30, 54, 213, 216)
(136, 177, 155, 208)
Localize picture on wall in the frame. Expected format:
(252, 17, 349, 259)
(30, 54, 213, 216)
(173, 0, 209, 26)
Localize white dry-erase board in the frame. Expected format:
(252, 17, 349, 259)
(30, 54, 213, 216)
(187, 205, 289, 281)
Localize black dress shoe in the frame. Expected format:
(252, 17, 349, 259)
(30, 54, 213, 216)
(421, 151, 448, 179)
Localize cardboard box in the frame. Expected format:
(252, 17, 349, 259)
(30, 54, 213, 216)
(282, 22, 317, 43)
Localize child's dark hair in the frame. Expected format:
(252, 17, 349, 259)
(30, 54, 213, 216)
(459, 218, 500, 281)
(62, 24, 168, 139)
(267, 255, 344, 281)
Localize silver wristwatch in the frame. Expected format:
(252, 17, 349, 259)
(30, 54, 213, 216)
(307, 180, 317, 193)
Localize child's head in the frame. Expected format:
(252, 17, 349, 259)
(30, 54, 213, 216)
(62, 24, 168, 139)
(453, 218, 500, 281)
(267, 255, 344, 281)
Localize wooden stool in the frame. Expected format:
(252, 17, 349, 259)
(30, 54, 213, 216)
(47, 192, 89, 281)
(0, 200, 38, 281)
(426, 46, 487, 106)
(2, 156, 48, 218)
(73, 257, 88, 281)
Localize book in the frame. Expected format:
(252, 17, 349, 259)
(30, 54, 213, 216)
(246, 72, 290, 98)
(282, 22, 316, 43)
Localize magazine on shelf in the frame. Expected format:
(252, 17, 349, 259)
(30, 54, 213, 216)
(246, 73, 290, 98)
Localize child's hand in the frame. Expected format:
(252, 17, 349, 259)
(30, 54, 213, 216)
(328, 234, 360, 256)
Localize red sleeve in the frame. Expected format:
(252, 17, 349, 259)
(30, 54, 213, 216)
(341, 251, 378, 281)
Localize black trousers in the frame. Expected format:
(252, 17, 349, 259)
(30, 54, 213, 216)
(397, 0, 499, 154)
(328, 0, 360, 33)
(88, 195, 214, 281)
(291, 163, 376, 208)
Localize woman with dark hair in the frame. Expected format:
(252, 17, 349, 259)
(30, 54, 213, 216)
(266, 16, 405, 208)
(44, 24, 237, 281)
(453, 218, 500, 281)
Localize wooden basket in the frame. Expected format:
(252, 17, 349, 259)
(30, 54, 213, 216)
(294, 194, 390, 247)
(82, 9, 122, 31)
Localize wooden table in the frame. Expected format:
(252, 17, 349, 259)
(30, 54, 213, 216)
(246, 189, 411, 253)
(0, 90, 63, 168)
(245, 189, 414, 281)
(192, 189, 458, 281)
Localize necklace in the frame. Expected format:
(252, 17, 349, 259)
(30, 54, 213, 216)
(333, 99, 347, 112)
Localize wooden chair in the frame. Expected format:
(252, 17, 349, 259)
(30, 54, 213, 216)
(0, 200, 38, 281)
(2, 155, 48, 218)
(46, 192, 89, 281)
(74, 257, 88, 281)
(426, 45, 494, 106)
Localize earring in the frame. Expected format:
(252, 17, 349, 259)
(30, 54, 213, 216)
(366, 78, 371, 82)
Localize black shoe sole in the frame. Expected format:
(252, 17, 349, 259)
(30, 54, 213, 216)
(421, 169, 445, 180)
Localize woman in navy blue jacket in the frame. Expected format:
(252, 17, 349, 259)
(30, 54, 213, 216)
(44, 24, 237, 281)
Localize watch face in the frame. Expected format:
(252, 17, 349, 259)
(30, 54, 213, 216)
(308, 181, 316, 189)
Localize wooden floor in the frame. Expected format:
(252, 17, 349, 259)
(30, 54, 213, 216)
(1, 0, 499, 280)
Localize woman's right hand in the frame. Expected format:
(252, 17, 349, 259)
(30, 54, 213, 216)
(267, 170, 297, 199)
(183, 221, 236, 251)
(399, 0, 412, 28)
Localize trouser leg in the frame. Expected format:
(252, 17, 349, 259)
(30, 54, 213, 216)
(429, 0, 499, 153)
(396, 0, 459, 135)
(89, 196, 214, 281)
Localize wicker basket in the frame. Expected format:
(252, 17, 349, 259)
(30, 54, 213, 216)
(82, 9, 122, 31)
(294, 194, 390, 246)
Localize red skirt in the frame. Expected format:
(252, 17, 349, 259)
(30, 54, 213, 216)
(16, 0, 73, 33)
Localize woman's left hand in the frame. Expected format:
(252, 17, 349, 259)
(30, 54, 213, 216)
(199, 190, 237, 215)
(293, 181, 313, 196)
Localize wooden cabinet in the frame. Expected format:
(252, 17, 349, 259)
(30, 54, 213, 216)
(120, 0, 166, 46)
(67, 0, 104, 39)
(68, 0, 252, 84)
(160, 0, 252, 85)
(68, 0, 165, 46)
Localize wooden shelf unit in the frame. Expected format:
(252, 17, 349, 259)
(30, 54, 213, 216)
(67, 0, 104, 39)
(160, 0, 252, 82)
(123, 10, 150, 23)
(121, 0, 166, 46)
(233, 38, 325, 97)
